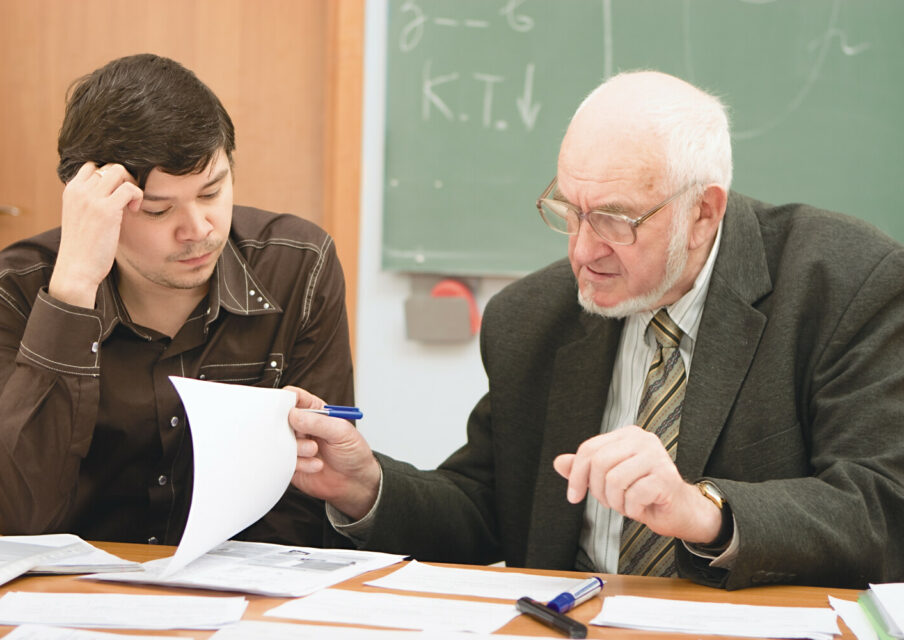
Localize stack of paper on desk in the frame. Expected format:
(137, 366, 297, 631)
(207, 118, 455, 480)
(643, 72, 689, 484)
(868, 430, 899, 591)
(84, 540, 405, 597)
(859, 583, 904, 640)
(592, 595, 840, 639)
(0, 538, 85, 586)
(0, 534, 139, 574)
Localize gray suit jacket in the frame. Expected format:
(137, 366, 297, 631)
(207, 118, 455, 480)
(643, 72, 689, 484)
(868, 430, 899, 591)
(363, 192, 904, 589)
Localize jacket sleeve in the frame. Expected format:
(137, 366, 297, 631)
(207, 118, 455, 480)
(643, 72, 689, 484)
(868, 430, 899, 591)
(680, 247, 904, 589)
(353, 311, 503, 564)
(0, 287, 103, 534)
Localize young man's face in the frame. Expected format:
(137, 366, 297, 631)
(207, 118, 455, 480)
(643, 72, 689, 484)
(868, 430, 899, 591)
(115, 150, 233, 297)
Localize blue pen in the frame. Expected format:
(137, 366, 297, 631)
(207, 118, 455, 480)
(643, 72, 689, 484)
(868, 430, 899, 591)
(546, 576, 604, 613)
(303, 405, 363, 420)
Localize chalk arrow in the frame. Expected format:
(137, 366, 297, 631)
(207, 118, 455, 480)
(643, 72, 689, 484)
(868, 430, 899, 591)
(516, 63, 541, 131)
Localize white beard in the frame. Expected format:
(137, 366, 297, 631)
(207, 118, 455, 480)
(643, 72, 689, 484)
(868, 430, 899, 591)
(577, 214, 690, 318)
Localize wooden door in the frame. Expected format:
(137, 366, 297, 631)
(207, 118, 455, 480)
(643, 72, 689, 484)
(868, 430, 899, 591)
(0, 0, 362, 343)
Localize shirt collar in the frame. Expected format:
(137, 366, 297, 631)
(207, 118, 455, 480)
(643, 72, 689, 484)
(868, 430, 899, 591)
(629, 220, 724, 346)
(96, 237, 282, 339)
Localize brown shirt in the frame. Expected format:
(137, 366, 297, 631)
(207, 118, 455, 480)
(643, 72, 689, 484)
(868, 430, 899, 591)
(0, 205, 354, 546)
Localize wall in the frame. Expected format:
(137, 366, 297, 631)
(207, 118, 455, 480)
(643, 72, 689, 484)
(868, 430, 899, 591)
(356, 0, 515, 469)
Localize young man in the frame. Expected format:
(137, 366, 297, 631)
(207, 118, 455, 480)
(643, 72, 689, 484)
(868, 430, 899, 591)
(286, 71, 904, 589)
(0, 53, 354, 547)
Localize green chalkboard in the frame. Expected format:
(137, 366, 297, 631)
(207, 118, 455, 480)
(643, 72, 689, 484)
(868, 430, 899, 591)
(381, 0, 904, 275)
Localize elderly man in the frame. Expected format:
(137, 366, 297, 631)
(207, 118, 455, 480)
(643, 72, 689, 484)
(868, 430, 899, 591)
(287, 71, 904, 589)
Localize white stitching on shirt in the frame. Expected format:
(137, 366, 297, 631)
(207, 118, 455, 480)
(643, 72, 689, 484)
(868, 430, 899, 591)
(0, 262, 53, 279)
(18, 343, 99, 375)
(301, 235, 332, 328)
(0, 263, 53, 320)
(0, 286, 26, 320)
(220, 242, 271, 312)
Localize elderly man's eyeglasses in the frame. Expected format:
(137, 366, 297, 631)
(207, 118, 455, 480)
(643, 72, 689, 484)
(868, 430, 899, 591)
(536, 178, 695, 246)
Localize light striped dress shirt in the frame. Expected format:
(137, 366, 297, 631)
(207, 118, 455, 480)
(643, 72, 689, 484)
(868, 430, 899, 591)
(577, 223, 724, 574)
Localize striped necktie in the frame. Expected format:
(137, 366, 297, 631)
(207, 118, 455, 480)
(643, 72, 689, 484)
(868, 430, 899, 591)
(618, 309, 686, 577)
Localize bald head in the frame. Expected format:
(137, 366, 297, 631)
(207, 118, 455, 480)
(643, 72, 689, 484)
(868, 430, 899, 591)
(559, 71, 733, 194)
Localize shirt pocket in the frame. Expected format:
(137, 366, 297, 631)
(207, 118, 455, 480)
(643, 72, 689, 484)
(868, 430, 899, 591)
(197, 353, 284, 388)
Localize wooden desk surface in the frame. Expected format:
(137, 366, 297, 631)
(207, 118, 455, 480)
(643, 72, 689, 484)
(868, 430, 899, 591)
(0, 542, 862, 638)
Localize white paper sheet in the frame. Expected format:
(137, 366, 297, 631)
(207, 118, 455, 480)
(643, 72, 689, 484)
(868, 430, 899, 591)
(365, 560, 593, 601)
(165, 376, 297, 575)
(213, 620, 560, 639)
(265, 589, 519, 633)
(0, 592, 247, 629)
(828, 596, 878, 640)
(4, 624, 183, 640)
(0, 534, 139, 574)
(85, 540, 405, 597)
(592, 595, 840, 640)
(0, 539, 84, 587)
(868, 583, 904, 635)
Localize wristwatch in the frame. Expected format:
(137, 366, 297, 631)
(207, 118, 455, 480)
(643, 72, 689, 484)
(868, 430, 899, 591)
(696, 479, 725, 510)
(695, 479, 732, 549)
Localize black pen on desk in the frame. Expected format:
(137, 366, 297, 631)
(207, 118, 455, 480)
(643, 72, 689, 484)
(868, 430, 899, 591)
(300, 405, 363, 420)
(516, 596, 588, 638)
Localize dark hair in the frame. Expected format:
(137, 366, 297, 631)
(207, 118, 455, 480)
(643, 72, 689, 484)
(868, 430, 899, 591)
(57, 53, 235, 188)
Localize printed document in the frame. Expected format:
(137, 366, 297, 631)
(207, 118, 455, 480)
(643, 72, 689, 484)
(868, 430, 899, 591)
(164, 376, 298, 575)
(85, 540, 405, 597)
(213, 620, 561, 639)
(4, 625, 181, 640)
(265, 589, 519, 633)
(592, 595, 839, 640)
(0, 534, 138, 574)
(365, 559, 593, 601)
(0, 539, 84, 587)
(0, 592, 246, 629)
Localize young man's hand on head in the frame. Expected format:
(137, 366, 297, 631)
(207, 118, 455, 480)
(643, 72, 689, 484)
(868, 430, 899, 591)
(49, 162, 143, 308)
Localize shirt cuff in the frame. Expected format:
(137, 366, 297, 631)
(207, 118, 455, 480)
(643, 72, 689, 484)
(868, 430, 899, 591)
(682, 513, 740, 569)
(326, 466, 384, 545)
(17, 288, 104, 376)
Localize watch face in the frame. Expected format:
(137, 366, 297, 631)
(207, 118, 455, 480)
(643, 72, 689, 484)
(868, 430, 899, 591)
(697, 481, 724, 509)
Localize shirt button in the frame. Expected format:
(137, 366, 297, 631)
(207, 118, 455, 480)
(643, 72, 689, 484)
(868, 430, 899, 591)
(199, 374, 206, 380)
(249, 290, 256, 296)
(90, 341, 99, 353)
(157, 474, 168, 486)
(257, 296, 263, 303)
(270, 361, 278, 368)
(263, 303, 270, 309)
(147, 536, 159, 545)
(170, 416, 179, 428)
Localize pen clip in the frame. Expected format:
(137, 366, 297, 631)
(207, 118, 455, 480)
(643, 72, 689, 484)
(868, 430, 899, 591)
(324, 405, 363, 420)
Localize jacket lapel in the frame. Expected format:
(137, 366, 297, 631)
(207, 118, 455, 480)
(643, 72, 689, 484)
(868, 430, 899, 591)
(525, 312, 623, 569)
(679, 193, 773, 480)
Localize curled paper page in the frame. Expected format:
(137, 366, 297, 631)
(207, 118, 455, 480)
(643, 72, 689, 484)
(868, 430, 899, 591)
(164, 376, 297, 576)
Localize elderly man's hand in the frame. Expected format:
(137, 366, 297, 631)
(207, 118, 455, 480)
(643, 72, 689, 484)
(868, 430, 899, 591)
(553, 425, 722, 544)
(286, 386, 382, 521)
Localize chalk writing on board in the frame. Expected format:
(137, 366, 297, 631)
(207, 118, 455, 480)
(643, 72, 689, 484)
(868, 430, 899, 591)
(682, 0, 869, 140)
(400, 0, 542, 132)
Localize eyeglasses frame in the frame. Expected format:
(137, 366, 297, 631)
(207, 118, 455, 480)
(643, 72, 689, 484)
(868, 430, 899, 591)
(536, 178, 697, 246)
